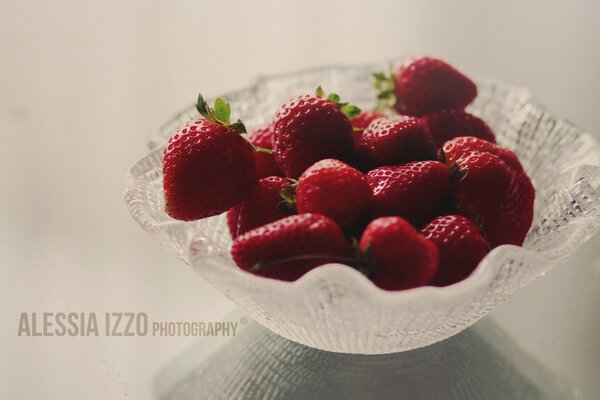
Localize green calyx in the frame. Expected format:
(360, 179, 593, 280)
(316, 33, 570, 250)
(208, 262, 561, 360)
(278, 180, 298, 211)
(372, 65, 398, 112)
(196, 93, 272, 154)
(196, 94, 247, 134)
(448, 162, 468, 184)
(350, 238, 378, 279)
(438, 149, 468, 185)
(315, 86, 361, 119)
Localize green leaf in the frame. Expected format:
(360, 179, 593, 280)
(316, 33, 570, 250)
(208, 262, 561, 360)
(212, 98, 231, 124)
(229, 120, 247, 134)
(279, 182, 297, 205)
(340, 104, 361, 119)
(377, 90, 394, 100)
(327, 93, 341, 103)
(315, 86, 326, 97)
(449, 162, 469, 185)
(372, 71, 388, 81)
(438, 148, 447, 164)
(195, 93, 210, 118)
(456, 168, 468, 183)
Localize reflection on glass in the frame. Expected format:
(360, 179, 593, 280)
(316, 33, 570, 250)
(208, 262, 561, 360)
(156, 317, 581, 400)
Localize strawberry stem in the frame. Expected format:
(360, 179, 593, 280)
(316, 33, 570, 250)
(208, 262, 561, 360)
(250, 144, 273, 154)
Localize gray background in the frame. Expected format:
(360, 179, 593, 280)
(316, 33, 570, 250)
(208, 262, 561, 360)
(1, 0, 599, 399)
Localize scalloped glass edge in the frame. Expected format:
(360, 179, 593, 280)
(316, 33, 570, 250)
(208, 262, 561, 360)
(124, 60, 600, 353)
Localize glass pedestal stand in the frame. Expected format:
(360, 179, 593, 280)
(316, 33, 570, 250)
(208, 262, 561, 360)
(155, 312, 580, 400)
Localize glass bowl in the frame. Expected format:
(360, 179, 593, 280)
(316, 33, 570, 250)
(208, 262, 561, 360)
(124, 59, 600, 354)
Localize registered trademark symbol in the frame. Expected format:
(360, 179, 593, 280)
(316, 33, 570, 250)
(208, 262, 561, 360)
(240, 317, 248, 325)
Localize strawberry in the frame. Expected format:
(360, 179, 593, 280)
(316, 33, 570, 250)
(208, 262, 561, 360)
(350, 110, 385, 134)
(374, 57, 477, 116)
(421, 215, 489, 286)
(442, 136, 523, 172)
(226, 206, 241, 238)
(366, 161, 452, 226)
(423, 109, 496, 147)
(227, 176, 293, 239)
(481, 169, 534, 247)
(453, 151, 512, 205)
(294, 159, 371, 228)
(451, 151, 534, 247)
(356, 116, 436, 168)
(248, 124, 283, 179)
(231, 213, 351, 282)
(163, 95, 257, 221)
(273, 87, 360, 178)
(359, 217, 438, 290)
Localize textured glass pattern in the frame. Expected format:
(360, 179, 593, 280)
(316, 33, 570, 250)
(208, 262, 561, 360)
(125, 60, 600, 354)
(156, 319, 578, 400)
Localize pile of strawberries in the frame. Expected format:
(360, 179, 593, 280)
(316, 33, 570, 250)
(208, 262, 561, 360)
(163, 57, 535, 290)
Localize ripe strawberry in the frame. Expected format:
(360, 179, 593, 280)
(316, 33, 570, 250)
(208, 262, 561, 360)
(453, 151, 512, 206)
(421, 215, 489, 286)
(442, 136, 523, 172)
(226, 206, 241, 238)
(273, 87, 360, 178)
(227, 176, 293, 239)
(451, 151, 534, 247)
(357, 116, 436, 168)
(366, 161, 452, 226)
(374, 57, 477, 116)
(294, 159, 371, 228)
(480, 169, 534, 247)
(232, 213, 351, 282)
(350, 110, 385, 134)
(359, 217, 438, 290)
(247, 124, 283, 179)
(423, 109, 496, 147)
(163, 96, 257, 221)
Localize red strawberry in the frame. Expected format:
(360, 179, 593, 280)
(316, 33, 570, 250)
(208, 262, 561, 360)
(451, 151, 534, 247)
(248, 124, 283, 178)
(360, 217, 438, 290)
(423, 110, 496, 147)
(453, 151, 512, 204)
(367, 161, 451, 226)
(232, 213, 351, 282)
(295, 159, 371, 228)
(163, 96, 257, 221)
(273, 87, 360, 178)
(350, 110, 385, 133)
(374, 57, 477, 116)
(226, 206, 241, 238)
(443, 136, 523, 171)
(481, 169, 534, 247)
(357, 116, 436, 168)
(421, 215, 489, 286)
(227, 176, 293, 239)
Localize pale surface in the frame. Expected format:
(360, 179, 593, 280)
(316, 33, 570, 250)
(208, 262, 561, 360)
(1, 0, 599, 399)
